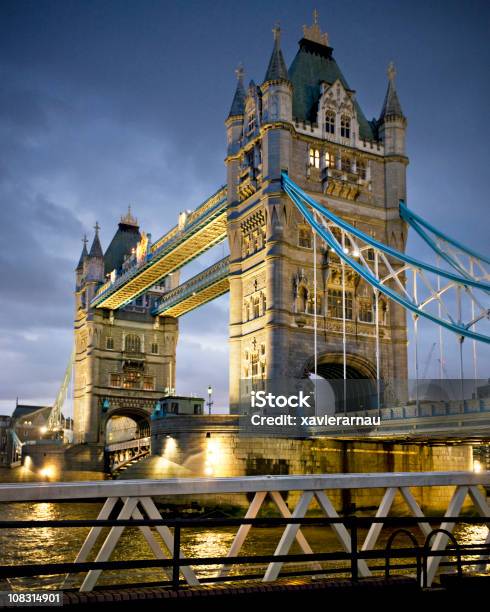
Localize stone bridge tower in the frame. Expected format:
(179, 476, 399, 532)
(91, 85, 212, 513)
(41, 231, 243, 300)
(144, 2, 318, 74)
(73, 210, 178, 444)
(226, 17, 408, 412)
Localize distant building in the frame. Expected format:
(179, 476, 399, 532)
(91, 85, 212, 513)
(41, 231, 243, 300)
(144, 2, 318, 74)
(11, 403, 51, 442)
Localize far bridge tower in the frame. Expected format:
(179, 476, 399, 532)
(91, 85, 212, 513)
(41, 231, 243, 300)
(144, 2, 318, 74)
(73, 209, 179, 444)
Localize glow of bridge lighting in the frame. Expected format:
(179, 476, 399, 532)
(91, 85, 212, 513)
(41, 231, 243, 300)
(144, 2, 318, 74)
(39, 426, 48, 435)
(352, 249, 361, 258)
(473, 460, 482, 473)
(40, 465, 55, 480)
(164, 435, 177, 456)
(343, 247, 349, 255)
(204, 438, 222, 477)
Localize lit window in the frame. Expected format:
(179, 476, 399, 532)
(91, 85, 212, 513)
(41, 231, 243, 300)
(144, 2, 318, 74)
(143, 376, 154, 391)
(299, 227, 312, 248)
(327, 289, 353, 320)
(325, 110, 335, 134)
(123, 371, 141, 389)
(325, 151, 335, 168)
(309, 147, 320, 168)
(151, 342, 159, 354)
(106, 337, 114, 350)
(340, 116, 351, 139)
(124, 334, 141, 353)
(110, 374, 122, 388)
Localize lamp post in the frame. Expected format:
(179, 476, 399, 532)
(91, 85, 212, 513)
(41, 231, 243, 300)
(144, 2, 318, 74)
(207, 385, 213, 415)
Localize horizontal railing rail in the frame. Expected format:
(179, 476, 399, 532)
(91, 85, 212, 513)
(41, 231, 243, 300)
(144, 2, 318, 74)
(0, 515, 488, 591)
(1, 472, 489, 502)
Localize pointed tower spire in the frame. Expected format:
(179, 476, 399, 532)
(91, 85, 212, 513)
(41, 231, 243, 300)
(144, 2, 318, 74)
(264, 23, 289, 83)
(76, 235, 88, 270)
(379, 62, 405, 122)
(89, 222, 103, 258)
(227, 64, 246, 118)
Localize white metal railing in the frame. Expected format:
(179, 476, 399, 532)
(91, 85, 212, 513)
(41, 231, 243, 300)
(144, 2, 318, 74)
(0, 472, 488, 591)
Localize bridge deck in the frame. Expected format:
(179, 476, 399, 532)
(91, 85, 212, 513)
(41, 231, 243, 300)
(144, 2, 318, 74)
(152, 256, 230, 317)
(91, 186, 227, 310)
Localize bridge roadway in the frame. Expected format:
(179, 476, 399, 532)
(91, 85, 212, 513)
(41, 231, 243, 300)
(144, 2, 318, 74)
(152, 256, 230, 317)
(91, 186, 227, 310)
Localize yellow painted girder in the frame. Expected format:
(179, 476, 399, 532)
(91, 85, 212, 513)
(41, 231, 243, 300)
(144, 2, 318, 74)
(161, 277, 230, 318)
(96, 212, 227, 309)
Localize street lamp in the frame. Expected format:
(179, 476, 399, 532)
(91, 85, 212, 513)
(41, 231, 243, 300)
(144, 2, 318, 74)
(207, 385, 213, 415)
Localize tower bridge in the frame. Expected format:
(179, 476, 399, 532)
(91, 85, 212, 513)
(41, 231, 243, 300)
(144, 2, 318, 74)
(40, 15, 489, 463)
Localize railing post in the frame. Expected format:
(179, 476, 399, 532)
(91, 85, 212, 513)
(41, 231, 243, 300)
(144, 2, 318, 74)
(350, 518, 359, 581)
(172, 522, 181, 591)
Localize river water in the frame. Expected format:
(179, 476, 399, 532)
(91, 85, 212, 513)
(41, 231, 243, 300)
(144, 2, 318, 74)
(0, 466, 487, 591)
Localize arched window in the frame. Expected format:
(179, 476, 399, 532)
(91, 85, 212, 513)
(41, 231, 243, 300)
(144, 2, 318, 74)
(247, 112, 256, 136)
(325, 110, 335, 134)
(357, 160, 367, 180)
(358, 299, 374, 323)
(253, 295, 260, 318)
(340, 116, 351, 139)
(309, 147, 320, 169)
(124, 334, 141, 353)
(325, 151, 335, 168)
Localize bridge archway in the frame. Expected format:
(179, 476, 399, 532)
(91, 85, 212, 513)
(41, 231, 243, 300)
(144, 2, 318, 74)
(104, 407, 150, 445)
(303, 352, 379, 413)
(103, 407, 151, 473)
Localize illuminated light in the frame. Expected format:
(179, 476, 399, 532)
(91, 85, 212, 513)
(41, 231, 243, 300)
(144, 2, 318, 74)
(164, 436, 177, 454)
(40, 466, 55, 480)
(39, 426, 48, 435)
(204, 466, 214, 476)
(343, 247, 349, 255)
(473, 460, 482, 473)
(352, 249, 361, 258)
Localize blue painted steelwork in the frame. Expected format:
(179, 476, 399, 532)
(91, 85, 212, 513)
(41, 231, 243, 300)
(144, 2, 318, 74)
(400, 201, 490, 266)
(282, 172, 490, 344)
(283, 173, 490, 293)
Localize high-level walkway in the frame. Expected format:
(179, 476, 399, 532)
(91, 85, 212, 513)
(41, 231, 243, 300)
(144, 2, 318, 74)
(91, 186, 227, 310)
